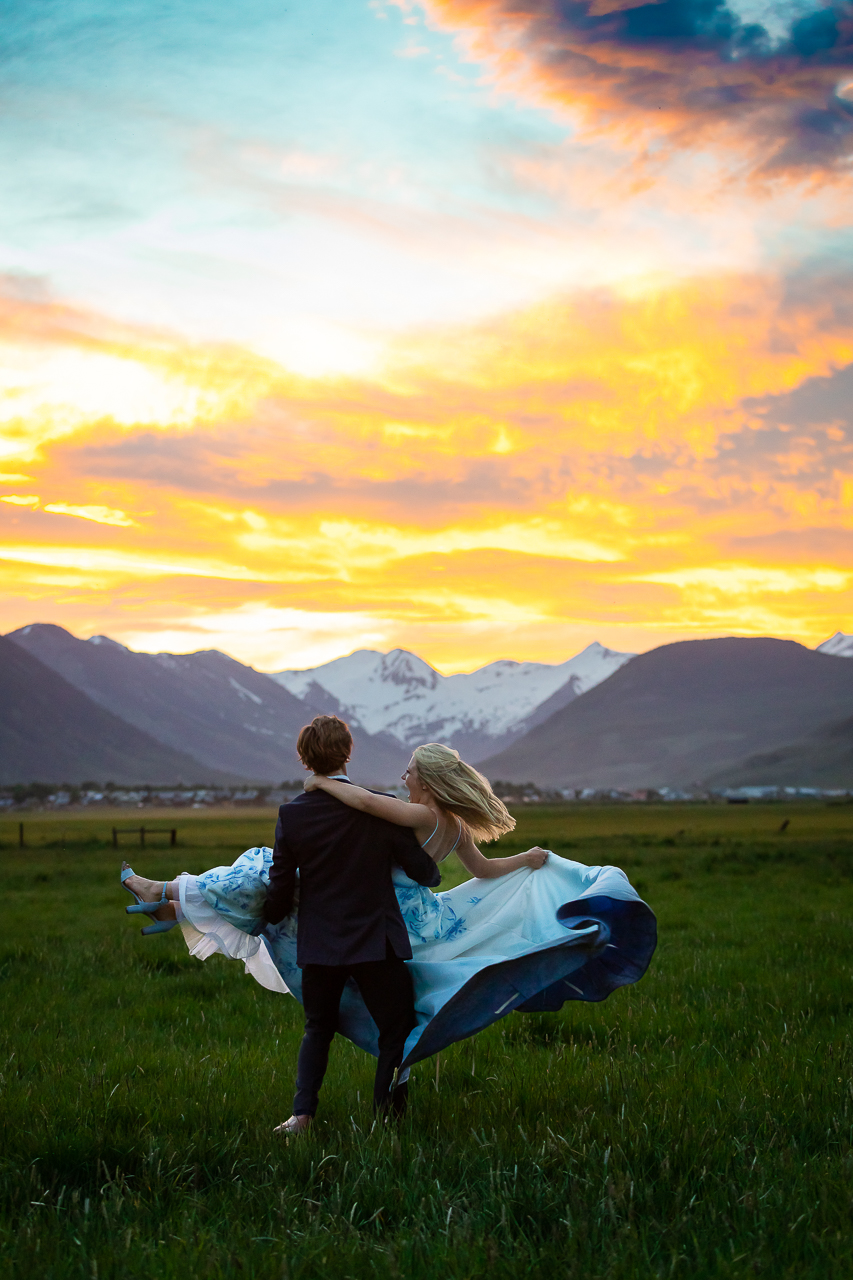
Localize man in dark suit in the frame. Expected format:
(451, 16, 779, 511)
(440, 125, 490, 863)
(263, 715, 440, 1135)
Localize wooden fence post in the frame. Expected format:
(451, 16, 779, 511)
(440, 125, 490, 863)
(19, 822, 24, 849)
(111, 825, 177, 849)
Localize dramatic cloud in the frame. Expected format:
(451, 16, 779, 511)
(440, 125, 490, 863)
(408, 0, 853, 175)
(1, 0, 850, 672)
(1, 269, 851, 668)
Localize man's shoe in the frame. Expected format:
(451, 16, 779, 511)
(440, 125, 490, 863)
(274, 1114, 313, 1137)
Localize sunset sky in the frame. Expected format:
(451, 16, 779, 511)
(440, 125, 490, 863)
(1, 0, 852, 672)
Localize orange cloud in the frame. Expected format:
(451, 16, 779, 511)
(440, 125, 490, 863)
(0, 271, 851, 669)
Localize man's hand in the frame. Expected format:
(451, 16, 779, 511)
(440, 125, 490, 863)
(521, 846, 549, 870)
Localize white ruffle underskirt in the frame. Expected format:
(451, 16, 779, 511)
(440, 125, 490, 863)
(178, 873, 289, 994)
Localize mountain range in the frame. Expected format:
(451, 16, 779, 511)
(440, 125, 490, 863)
(5, 625, 631, 784)
(270, 642, 633, 762)
(7, 624, 404, 786)
(480, 637, 853, 790)
(2, 623, 852, 788)
(0, 634, 230, 787)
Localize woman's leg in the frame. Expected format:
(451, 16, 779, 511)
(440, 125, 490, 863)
(121, 861, 181, 921)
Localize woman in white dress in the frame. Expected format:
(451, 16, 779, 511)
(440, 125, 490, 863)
(121, 744, 656, 1071)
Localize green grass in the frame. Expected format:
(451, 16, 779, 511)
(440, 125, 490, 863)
(1, 803, 852, 1278)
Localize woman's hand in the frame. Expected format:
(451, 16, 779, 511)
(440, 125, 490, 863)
(521, 846, 549, 870)
(303, 774, 327, 793)
(456, 836, 551, 879)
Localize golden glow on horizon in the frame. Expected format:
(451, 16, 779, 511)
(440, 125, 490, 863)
(0, 272, 851, 671)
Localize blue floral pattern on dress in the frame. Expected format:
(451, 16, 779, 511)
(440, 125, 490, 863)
(391, 867, 466, 945)
(442, 913, 468, 941)
(196, 848, 464, 948)
(197, 846, 272, 934)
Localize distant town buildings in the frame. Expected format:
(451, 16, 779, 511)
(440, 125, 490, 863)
(0, 779, 849, 811)
(0, 783, 305, 811)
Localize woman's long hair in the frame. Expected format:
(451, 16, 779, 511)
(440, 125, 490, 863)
(411, 743, 516, 843)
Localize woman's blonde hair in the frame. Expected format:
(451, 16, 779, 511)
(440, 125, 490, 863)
(411, 743, 515, 843)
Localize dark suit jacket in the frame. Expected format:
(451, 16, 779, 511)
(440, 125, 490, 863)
(263, 787, 441, 966)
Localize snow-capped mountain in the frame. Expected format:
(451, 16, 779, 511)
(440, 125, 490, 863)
(269, 642, 634, 763)
(816, 632, 853, 658)
(481, 637, 853, 789)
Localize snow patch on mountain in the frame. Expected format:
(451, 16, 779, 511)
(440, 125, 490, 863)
(816, 632, 853, 658)
(270, 642, 634, 761)
(87, 634, 129, 650)
(229, 677, 264, 705)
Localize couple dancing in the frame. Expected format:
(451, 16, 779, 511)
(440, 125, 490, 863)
(121, 716, 656, 1132)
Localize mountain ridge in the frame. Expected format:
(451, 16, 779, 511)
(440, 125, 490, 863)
(7, 624, 405, 785)
(270, 641, 635, 762)
(5, 624, 851, 789)
(0, 634, 236, 786)
(479, 637, 853, 789)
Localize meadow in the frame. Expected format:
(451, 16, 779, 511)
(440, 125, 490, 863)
(1, 801, 852, 1279)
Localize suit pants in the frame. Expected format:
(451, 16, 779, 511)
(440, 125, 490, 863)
(293, 943, 416, 1118)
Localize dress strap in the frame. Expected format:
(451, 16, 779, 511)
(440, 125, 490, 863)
(421, 814, 441, 849)
(435, 818, 463, 864)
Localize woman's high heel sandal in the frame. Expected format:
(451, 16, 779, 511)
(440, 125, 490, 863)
(121, 863, 149, 909)
(120, 866, 177, 935)
(125, 882, 167, 915)
(140, 914, 177, 936)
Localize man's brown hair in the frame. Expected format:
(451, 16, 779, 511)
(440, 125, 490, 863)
(297, 715, 353, 775)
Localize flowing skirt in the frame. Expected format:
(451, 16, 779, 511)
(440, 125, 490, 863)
(178, 848, 656, 1067)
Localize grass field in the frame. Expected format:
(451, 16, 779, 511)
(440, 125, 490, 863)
(1, 802, 852, 1278)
